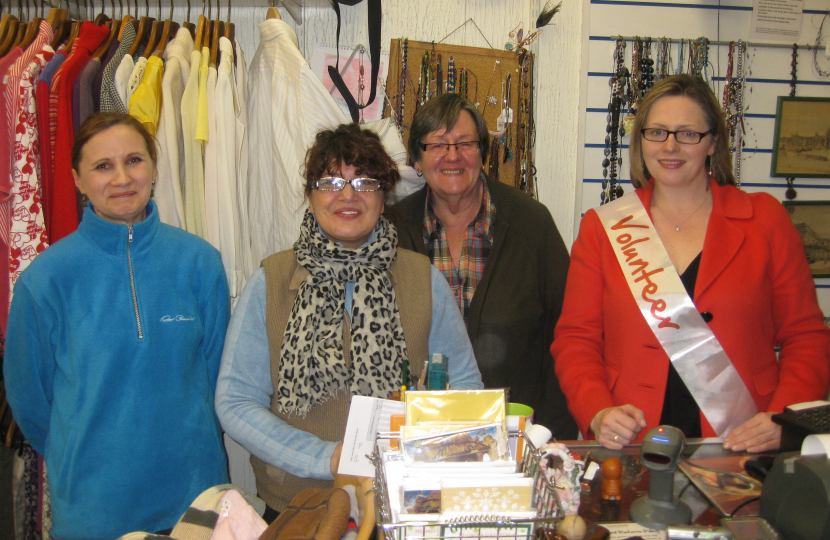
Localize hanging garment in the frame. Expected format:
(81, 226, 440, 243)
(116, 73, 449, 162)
(233, 38, 253, 281)
(181, 48, 207, 238)
(246, 18, 346, 268)
(10, 46, 53, 298)
(125, 55, 147, 104)
(214, 36, 244, 297)
(113, 53, 135, 113)
(128, 55, 164, 137)
(1, 20, 52, 335)
(49, 21, 109, 242)
(0, 48, 22, 340)
(154, 27, 193, 229)
(204, 61, 219, 251)
(74, 57, 101, 127)
(100, 22, 136, 113)
(35, 50, 65, 240)
(92, 35, 121, 113)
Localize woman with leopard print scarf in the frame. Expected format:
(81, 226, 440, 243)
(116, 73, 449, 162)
(215, 124, 483, 520)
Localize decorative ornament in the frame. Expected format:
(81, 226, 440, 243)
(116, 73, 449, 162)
(535, 1, 562, 28)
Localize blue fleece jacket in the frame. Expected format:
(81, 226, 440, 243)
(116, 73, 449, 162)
(4, 201, 230, 540)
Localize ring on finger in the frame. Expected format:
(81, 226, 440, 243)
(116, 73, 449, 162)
(613, 435, 619, 442)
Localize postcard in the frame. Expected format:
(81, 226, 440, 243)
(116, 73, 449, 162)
(400, 423, 510, 464)
(440, 477, 534, 514)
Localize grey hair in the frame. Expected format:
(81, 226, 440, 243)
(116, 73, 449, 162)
(407, 93, 490, 166)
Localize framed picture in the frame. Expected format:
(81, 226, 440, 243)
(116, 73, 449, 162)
(770, 97, 830, 178)
(783, 200, 830, 277)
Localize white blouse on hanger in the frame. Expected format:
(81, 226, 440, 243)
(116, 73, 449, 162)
(245, 18, 347, 267)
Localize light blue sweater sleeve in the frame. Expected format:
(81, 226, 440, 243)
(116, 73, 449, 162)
(215, 263, 483, 480)
(215, 268, 339, 480)
(428, 265, 483, 390)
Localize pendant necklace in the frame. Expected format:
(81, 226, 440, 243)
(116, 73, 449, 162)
(655, 196, 709, 232)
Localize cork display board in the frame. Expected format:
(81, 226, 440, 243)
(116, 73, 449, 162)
(385, 39, 535, 192)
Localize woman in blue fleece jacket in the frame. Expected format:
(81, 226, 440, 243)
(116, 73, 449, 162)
(4, 113, 230, 540)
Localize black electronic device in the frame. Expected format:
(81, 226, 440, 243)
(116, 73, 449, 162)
(760, 451, 830, 540)
(630, 425, 692, 530)
(742, 455, 775, 483)
(771, 401, 830, 451)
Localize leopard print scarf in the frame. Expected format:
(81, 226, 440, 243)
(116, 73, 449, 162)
(278, 210, 407, 416)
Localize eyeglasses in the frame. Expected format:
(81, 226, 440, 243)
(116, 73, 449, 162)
(418, 141, 481, 155)
(641, 128, 712, 144)
(312, 176, 382, 192)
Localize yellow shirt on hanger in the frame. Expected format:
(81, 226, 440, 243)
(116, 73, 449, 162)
(128, 55, 165, 137)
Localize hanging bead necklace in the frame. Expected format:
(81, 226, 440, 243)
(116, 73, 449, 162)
(459, 67, 468, 99)
(655, 37, 670, 81)
(436, 53, 443, 96)
(357, 46, 366, 124)
(641, 38, 654, 95)
(503, 73, 514, 163)
(675, 39, 685, 75)
(733, 40, 746, 187)
(517, 52, 537, 198)
(446, 56, 456, 93)
(602, 38, 627, 205)
(785, 43, 799, 200)
(395, 38, 408, 133)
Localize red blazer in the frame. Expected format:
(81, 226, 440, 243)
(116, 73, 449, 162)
(552, 182, 830, 440)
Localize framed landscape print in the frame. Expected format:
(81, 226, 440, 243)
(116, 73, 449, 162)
(783, 200, 830, 277)
(770, 97, 830, 178)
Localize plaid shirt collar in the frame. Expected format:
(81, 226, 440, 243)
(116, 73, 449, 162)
(423, 177, 496, 244)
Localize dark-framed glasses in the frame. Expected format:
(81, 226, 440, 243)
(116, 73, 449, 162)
(419, 140, 481, 155)
(641, 128, 712, 144)
(313, 176, 382, 192)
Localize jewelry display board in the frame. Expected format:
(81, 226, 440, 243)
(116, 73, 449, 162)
(385, 39, 535, 194)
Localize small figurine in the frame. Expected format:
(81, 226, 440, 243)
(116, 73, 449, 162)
(601, 457, 623, 501)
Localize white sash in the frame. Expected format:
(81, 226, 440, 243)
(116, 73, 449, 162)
(595, 192, 757, 437)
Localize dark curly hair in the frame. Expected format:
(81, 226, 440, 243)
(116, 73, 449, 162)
(303, 124, 400, 202)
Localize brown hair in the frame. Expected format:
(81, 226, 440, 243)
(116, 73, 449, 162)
(303, 123, 400, 202)
(629, 74, 735, 188)
(72, 113, 158, 172)
(407, 93, 490, 166)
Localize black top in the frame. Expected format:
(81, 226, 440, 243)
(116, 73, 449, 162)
(660, 252, 703, 438)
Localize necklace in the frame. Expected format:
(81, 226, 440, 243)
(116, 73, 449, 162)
(654, 196, 709, 232)
(785, 43, 798, 200)
(602, 37, 627, 205)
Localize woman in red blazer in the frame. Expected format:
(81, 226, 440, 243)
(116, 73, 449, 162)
(553, 75, 830, 453)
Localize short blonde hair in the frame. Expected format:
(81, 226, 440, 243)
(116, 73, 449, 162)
(629, 74, 735, 188)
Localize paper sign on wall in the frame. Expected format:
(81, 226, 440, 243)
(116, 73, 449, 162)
(749, 0, 802, 41)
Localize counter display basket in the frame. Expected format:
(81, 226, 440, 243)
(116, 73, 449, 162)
(371, 432, 564, 540)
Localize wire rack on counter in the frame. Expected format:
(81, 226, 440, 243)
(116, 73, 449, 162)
(370, 432, 566, 540)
